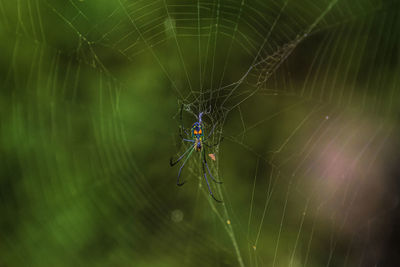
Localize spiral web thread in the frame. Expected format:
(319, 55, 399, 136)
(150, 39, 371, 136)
(1, 0, 399, 266)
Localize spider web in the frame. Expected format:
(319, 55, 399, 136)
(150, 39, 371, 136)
(0, 0, 399, 266)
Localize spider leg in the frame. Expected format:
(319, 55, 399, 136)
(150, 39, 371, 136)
(176, 148, 194, 186)
(201, 158, 222, 202)
(203, 122, 216, 141)
(178, 104, 190, 139)
(203, 150, 223, 184)
(204, 137, 224, 148)
(170, 146, 192, 166)
(183, 139, 195, 143)
(180, 129, 190, 140)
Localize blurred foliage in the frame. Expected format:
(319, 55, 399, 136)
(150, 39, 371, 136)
(0, 0, 399, 266)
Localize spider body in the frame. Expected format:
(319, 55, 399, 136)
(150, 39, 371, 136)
(191, 122, 203, 151)
(170, 106, 224, 202)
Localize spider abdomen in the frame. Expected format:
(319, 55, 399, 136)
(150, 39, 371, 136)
(191, 122, 204, 139)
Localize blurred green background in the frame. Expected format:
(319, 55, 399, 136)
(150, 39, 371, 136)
(1, 0, 400, 266)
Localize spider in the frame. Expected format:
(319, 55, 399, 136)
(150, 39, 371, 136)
(170, 105, 224, 202)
